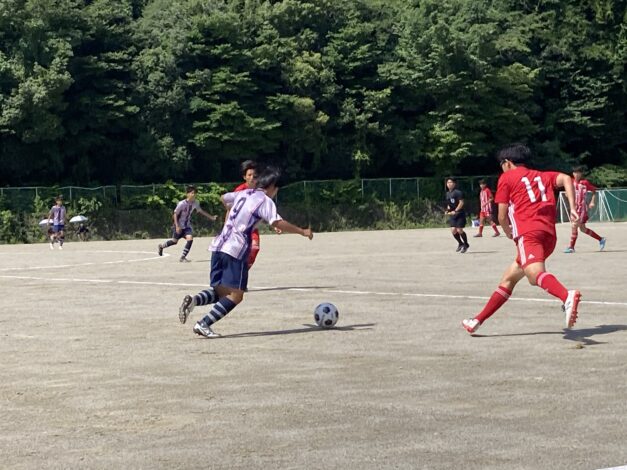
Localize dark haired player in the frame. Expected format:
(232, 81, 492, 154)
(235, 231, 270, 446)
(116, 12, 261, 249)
(234, 160, 262, 268)
(158, 185, 217, 262)
(462, 143, 581, 334)
(178, 166, 313, 338)
(446, 178, 470, 253)
(564, 165, 606, 253)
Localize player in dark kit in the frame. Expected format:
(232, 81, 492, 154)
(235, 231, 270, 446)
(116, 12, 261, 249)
(445, 178, 469, 253)
(462, 143, 581, 334)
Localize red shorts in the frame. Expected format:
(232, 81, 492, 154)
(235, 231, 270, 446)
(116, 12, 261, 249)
(479, 211, 492, 219)
(251, 228, 260, 244)
(515, 230, 556, 268)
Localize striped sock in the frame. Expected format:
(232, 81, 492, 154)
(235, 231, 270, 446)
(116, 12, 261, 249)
(536, 272, 568, 303)
(181, 240, 193, 258)
(202, 298, 237, 326)
(476, 285, 512, 324)
(194, 289, 217, 306)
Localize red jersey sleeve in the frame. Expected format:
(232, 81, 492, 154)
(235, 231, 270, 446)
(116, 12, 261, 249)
(582, 179, 597, 192)
(494, 175, 510, 205)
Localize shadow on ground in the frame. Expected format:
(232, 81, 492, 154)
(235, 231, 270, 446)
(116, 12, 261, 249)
(473, 324, 627, 346)
(214, 323, 375, 339)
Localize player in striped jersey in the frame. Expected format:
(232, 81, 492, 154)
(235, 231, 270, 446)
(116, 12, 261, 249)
(563, 166, 606, 253)
(47, 195, 66, 250)
(157, 185, 217, 262)
(473, 179, 500, 237)
(462, 143, 581, 335)
(178, 166, 314, 338)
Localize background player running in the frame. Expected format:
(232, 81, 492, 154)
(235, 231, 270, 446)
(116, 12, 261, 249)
(47, 195, 66, 250)
(474, 179, 500, 238)
(178, 166, 313, 338)
(445, 178, 469, 253)
(158, 185, 217, 262)
(462, 143, 581, 334)
(563, 165, 606, 253)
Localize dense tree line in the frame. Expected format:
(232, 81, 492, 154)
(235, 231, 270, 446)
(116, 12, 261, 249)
(1, 0, 625, 186)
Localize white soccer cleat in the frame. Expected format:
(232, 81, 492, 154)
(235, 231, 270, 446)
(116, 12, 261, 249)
(193, 320, 220, 338)
(462, 318, 481, 334)
(562, 290, 581, 328)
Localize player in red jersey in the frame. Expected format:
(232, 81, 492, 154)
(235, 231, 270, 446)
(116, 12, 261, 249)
(234, 160, 261, 268)
(462, 143, 581, 334)
(563, 165, 606, 253)
(473, 179, 500, 237)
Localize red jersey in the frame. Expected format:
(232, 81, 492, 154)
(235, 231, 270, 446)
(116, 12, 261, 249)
(574, 179, 596, 216)
(479, 187, 493, 213)
(494, 166, 560, 240)
(234, 182, 250, 191)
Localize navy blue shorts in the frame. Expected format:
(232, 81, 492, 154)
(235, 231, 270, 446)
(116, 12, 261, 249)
(210, 251, 249, 291)
(172, 226, 193, 240)
(53, 224, 65, 233)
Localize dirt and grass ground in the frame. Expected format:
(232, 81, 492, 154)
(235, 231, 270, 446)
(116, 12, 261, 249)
(1, 223, 626, 469)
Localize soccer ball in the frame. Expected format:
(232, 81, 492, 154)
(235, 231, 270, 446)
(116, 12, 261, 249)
(314, 302, 339, 328)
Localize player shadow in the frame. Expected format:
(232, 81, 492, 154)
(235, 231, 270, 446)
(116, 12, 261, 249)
(217, 323, 375, 339)
(462, 251, 499, 255)
(473, 324, 627, 346)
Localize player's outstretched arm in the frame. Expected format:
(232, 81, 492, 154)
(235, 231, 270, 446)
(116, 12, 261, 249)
(198, 208, 217, 221)
(271, 220, 313, 240)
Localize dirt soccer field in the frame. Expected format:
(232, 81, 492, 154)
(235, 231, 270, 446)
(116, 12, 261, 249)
(1, 223, 626, 470)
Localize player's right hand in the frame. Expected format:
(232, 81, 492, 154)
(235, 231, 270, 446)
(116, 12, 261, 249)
(569, 209, 579, 223)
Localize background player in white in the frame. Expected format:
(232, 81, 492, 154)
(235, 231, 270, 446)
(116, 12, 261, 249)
(47, 195, 66, 249)
(158, 185, 217, 262)
(178, 166, 313, 338)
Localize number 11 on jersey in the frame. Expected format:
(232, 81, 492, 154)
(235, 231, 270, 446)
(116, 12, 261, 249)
(521, 176, 548, 203)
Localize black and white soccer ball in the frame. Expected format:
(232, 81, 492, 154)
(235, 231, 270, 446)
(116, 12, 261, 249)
(314, 302, 339, 328)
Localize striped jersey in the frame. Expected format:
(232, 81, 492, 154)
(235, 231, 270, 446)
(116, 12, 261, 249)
(50, 205, 66, 225)
(210, 189, 282, 260)
(494, 166, 560, 241)
(574, 179, 596, 217)
(479, 187, 493, 213)
(174, 199, 201, 229)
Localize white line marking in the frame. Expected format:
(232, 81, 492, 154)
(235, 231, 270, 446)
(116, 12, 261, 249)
(0, 250, 170, 271)
(1, 275, 626, 307)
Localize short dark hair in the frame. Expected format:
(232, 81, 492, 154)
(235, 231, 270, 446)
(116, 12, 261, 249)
(255, 166, 282, 189)
(572, 165, 586, 173)
(446, 177, 456, 183)
(55, 195, 63, 201)
(479, 179, 487, 185)
(186, 185, 197, 194)
(497, 143, 531, 165)
(240, 160, 257, 176)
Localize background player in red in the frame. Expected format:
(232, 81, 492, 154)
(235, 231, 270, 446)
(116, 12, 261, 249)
(563, 165, 606, 253)
(462, 143, 581, 334)
(234, 160, 261, 268)
(473, 179, 500, 237)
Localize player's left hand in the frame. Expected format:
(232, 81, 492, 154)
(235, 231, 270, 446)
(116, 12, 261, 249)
(569, 209, 579, 223)
(588, 202, 595, 209)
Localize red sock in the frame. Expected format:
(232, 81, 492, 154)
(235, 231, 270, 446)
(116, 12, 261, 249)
(583, 228, 602, 241)
(478, 225, 484, 235)
(536, 272, 568, 303)
(476, 285, 512, 324)
(491, 223, 499, 235)
(569, 228, 578, 249)
(247, 245, 260, 269)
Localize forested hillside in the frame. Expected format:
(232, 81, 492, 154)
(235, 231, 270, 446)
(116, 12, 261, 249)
(1, 0, 625, 185)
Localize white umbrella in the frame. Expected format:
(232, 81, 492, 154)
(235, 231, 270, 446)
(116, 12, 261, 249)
(70, 215, 88, 223)
(39, 219, 53, 227)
